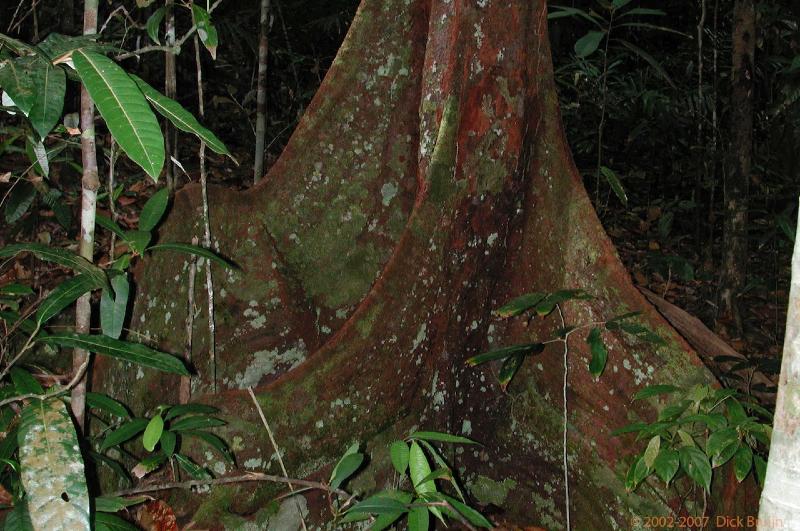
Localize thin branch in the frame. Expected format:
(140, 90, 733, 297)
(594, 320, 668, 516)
(111, 472, 350, 499)
(0, 354, 90, 408)
(557, 304, 571, 531)
(248, 387, 308, 531)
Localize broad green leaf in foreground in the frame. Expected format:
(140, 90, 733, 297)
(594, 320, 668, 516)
(37, 333, 189, 375)
(72, 50, 164, 180)
(18, 399, 90, 530)
(37, 273, 105, 326)
(28, 58, 66, 139)
(138, 186, 170, 231)
(100, 273, 129, 339)
(0, 244, 107, 287)
(131, 75, 232, 158)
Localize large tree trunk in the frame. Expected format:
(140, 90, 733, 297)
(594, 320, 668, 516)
(96, 0, 751, 527)
(719, 0, 754, 335)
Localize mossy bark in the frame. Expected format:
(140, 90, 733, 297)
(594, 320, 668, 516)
(94, 0, 757, 527)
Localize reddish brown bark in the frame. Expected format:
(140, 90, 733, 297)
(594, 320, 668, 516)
(95, 0, 756, 527)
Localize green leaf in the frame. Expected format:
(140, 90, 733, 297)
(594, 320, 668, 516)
(726, 398, 748, 425)
(586, 327, 608, 378)
(94, 495, 148, 513)
(625, 456, 649, 491)
(18, 399, 90, 530)
(409, 442, 435, 496)
(754, 454, 767, 487)
(37, 333, 189, 375)
(600, 166, 627, 206)
(100, 273, 129, 339)
(611, 421, 647, 436)
(643, 435, 660, 468)
(535, 289, 591, 316)
(679, 446, 712, 492)
(123, 230, 152, 255)
(0, 283, 33, 296)
(131, 75, 232, 158)
(95, 214, 126, 239)
(0, 243, 107, 287)
(164, 403, 218, 420)
(28, 60, 66, 139)
(618, 322, 665, 345)
(408, 431, 478, 445)
(160, 429, 176, 457)
(36, 33, 114, 60)
(5, 181, 35, 224)
(37, 273, 104, 326)
(390, 440, 410, 474)
(547, 6, 605, 28)
(89, 451, 131, 485)
(131, 453, 167, 478)
(710, 440, 737, 469)
(633, 384, 678, 401)
(191, 5, 219, 59)
(25, 136, 49, 177)
(658, 400, 690, 422)
(434, 493, 493, 528)
(733, 445, 753, 482)
(330, 452, 364, 489)
(407, 505, 429, 531)
(465, 343, 544, 366)
(3, 502, 34, 531)
(146, 7, 166, 44)
(142, 414, 164, 452)
(168, 415, 225, 431)
(680, 413, 727, 431)
(498, 353, 524, 390)
(0, 56, 39, 115)
(176, 454, 210, 479)
(10, 367, 44, 394)
(414, 467, 451, 488)
(575, 30, 606, 58)
(346, 493, 408, 515)
(72, 50, 164, 181)
(94, 512, 140, 531)
(86, 392, 130, 418)
(619, 7, 666, 17)
(100, 418, 148, 451)
(612, 0, 633, 8)
(138, 187, 170, 231)
(706, 427, 739, 457)
(494, 292, 547, 318)
(183, 430, 233, 462)
(653, 448, 679, 485)
(147, 242, 237, 269)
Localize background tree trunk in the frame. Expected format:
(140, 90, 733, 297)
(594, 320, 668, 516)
(96, 0, 754, 526)
(719, 0, 755, 335)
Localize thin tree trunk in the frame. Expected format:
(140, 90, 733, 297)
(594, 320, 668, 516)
(719, 0, 754, 334)
(758, 200, 800, 528)
(164, 0, 178, 191)
(254, 0, 271, 184)
(72, 0, 100, 432)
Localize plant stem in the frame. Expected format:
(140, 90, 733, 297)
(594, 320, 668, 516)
(253, 0, 271, 184)
(73, 0, 100, 433)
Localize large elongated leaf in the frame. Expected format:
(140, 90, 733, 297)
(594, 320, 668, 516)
(5, 181, 36, 224)
(0, 244, 107, 287)
(147, 243, 237, 269)
(0, 56, 38, 115)
(575, 30, 606, 58)
(28, 60, 66, 139)
(36, 274, 104, 326)
(36, 333, 189, 375)
(99, 418, 149, 451)
(100, 273, 129, 339)
(409, 442, 435, 496)
(72, 50, 164, 180)
(131, 76, 231, 158)
(465, 343, 544, 366)
(586, 327, 609, 378)
(138, 187, 170, 231)
(18, 399, 90, 530)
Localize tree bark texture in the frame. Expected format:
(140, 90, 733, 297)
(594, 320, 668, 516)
(96, 0, 753, 526)
(720, 0, 754, 334)
(758, 203, 800, 528)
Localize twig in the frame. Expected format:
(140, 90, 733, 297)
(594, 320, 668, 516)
(114, 0, 224, 61)
(556, 304, 571, 531)
(0, 353, 90, 408)
(180, 237, 199, 404)
(111, 472, 350, 499)
(248, 387, 308, 531)
(193, 27, 217, 393)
